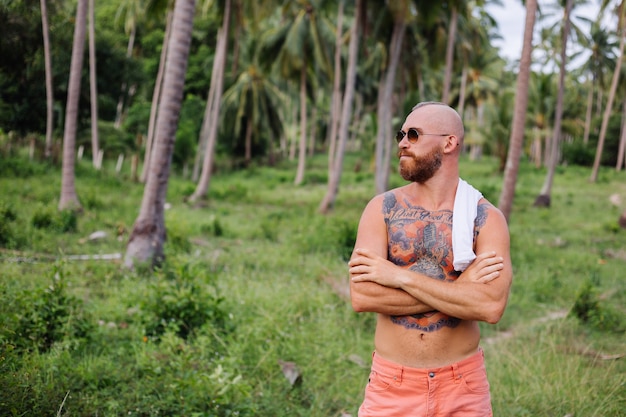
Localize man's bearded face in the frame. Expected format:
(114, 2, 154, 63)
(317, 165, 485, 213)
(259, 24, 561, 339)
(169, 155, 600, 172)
(398, 146, 443, 183)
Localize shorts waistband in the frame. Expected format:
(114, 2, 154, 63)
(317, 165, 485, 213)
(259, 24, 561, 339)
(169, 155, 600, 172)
(371, 348, 485, 382)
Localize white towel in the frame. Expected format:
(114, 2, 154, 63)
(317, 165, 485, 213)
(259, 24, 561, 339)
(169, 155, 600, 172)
(452, 178, 483, 272)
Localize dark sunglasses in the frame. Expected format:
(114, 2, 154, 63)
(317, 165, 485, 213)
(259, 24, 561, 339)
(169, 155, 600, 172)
(395, 128, 449, 144)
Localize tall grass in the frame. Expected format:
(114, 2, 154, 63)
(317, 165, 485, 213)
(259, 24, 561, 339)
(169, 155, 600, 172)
(0, 154, 624, 416)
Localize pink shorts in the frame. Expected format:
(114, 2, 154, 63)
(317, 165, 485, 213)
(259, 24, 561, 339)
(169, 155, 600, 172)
(358, 349, 492, 417)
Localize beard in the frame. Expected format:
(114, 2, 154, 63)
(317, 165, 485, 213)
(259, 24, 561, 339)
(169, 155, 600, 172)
(398, 146, 443, 183)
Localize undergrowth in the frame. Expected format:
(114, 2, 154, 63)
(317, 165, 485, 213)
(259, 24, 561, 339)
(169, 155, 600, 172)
(0, 154, 624, 416)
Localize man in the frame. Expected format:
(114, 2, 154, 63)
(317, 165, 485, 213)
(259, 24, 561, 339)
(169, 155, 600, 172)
(348, 102, 512, 416)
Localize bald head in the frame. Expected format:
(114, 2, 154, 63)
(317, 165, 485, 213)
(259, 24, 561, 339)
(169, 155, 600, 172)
(410, 102, 465, 145)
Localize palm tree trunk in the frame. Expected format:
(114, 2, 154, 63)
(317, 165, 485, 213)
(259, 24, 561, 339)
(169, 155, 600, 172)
(244, 115, 253, 164)
(442, 6, 458, 105)
(498, 0, 537, 221)
(319, 0, 361, 213)
(375, 20, 406, 194)
(534, 0, 573, 207)
(141, 11, 172, 183)
(125, 0, 196, 269)
(294, 64, 308, 185)
(583, 74, 593, 144)
(59, 0, 88, 212)
(88, 0, 99, 169)
(616, 98, 626, 171)
(192, 72, 215, 182)
(114, 25, 136, 129)
(457, 64, 468, 117)
(327, 0, 344, 177)
(189, 0, 231, 202)
(41, 0, 54, 159)
(590, 19, 624, 182)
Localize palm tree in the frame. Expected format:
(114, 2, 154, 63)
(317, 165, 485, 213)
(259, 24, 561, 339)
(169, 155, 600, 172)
(581, 20, 615, 144)
(534, 0, 574, 208)
(441, 0, 477, 105)
(114, 0, 146, 129)
(498, 0, 538, 221)
(616, 98, 626, 171)
(125, 0, 196, 269)
(261, 0, 333, 185)
(140, 10, 172, 183)
(590, 0, 626, 182)
(88, 0, 100, 169)
(326, 0, 345, 178)
(40, 0, 54, 159)
(526, 71, 555, 168)
(319, 0, 362, 213)
(374, 1, 410, 194)
(59, 0, 88, 212)
(188, 0, 232, 203)
(220, 63, 285, 165)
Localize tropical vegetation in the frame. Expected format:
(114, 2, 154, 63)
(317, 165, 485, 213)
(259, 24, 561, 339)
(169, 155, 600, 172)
(1, 0, 626, 415)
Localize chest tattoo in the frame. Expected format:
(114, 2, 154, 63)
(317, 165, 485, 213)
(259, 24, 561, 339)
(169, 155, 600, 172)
(382, 192, 467, 332)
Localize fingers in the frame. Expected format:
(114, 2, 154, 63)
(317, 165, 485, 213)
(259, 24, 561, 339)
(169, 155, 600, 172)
(475, 269, 502, 283)
(348, 248, 377, 267)
(474, 251, 504, 268)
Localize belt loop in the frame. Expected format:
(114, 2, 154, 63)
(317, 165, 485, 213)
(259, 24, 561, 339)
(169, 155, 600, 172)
(452, 362, 462, 383)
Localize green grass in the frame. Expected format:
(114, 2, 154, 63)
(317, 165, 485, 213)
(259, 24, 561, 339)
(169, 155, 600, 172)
(1, 153, 625, 416)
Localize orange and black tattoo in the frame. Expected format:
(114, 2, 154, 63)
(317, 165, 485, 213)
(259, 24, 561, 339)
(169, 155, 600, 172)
(382, 191, 488, 332)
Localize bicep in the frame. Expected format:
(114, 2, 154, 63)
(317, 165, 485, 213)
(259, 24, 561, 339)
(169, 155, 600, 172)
(475, 205, 513, 297)
(351, 198, 388, 260)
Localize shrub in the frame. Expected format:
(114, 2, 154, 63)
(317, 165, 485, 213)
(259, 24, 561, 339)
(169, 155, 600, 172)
(570, 279, 625, 333)
(6, 265, 93, 353)
(140, 262, 231, 341)
(0, 203, 18, 247)
(562, 141, 594, 166)
(31, 206, 78, 233)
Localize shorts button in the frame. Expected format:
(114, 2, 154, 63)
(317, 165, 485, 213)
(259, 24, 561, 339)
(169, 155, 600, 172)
(429, 372, 435, 378)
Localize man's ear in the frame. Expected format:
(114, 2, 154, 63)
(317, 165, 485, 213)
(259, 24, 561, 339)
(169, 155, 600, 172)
(443, 135, 459, 153)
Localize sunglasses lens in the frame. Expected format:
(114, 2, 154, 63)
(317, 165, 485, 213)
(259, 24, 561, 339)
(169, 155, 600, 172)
(395, 131, 405, 143)
(407, 128, 419, 143)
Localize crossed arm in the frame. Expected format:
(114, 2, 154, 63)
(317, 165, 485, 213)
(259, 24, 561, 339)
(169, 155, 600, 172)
(348, 196, 512, 324)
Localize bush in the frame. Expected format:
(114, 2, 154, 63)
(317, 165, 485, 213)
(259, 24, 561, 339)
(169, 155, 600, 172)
(31, 206, 78, 233)
(140, 262, 232, 341)
(0, 203, 19, 247)
(5, 265, 93, 353)
(570, 279, 625, 333)
(562, 141, 594, 166)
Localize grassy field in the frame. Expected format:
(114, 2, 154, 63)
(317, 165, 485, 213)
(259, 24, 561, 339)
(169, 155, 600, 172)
(1, 152, 625, 416)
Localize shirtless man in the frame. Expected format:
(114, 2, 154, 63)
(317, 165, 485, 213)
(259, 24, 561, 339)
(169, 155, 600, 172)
(349, 102, 512, 416)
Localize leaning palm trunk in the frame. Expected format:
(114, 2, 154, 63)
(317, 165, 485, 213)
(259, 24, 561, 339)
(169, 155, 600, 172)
(616, 98, 626, 171)
(41, 0, 54, 159)
(375, 20, 406, 194)
(189, 0, 231, 202)
(140, 11, 172, 183)
(59, 0, 88, 212)
(534, 0, 572, 207)
(590, 17, 625, 182)
(125, 0, 196, 269)
(319, 0, 361, 213)
(498, 0, 537, 221)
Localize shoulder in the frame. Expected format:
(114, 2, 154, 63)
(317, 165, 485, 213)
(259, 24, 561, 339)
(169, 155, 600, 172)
(363, 186, 407, 212)
(475, 198, 509, 239)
